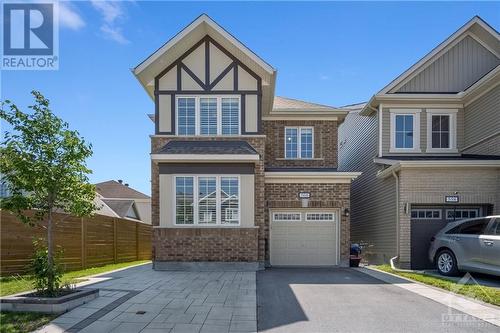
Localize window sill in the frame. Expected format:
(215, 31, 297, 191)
(425, 148, 459, 153)
(389, 149, 422, 154)
(276, 158, 324, 161)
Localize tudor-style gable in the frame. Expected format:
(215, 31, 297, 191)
(134, 14, 276, 136)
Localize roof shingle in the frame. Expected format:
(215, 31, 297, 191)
(159, 141, 258, 155)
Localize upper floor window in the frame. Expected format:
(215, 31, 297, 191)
(285, 127, 314, 159)
(426, 109, 457, 152)
(389, 109, 420, 152)
(176, 96, 240, 136)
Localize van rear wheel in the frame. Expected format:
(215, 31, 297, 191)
(436, 250, 459, 276)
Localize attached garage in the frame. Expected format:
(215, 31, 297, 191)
(410, 205, 491, 269)
(270, 210, 339, 266)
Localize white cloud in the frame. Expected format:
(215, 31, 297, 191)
(319, 74, 330, 81)
(59, 2, 85, 30)
(100, 24, 129, 45)
(90, 0, 130, 44)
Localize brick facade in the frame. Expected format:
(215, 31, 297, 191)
(265, 182, 351, 266)
(263, 120, 338, 168)
(153, 228, 259, 262)
(151, 136, 267, 263)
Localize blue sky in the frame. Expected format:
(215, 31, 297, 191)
(2, 1, 499, 195)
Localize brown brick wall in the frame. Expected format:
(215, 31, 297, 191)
(265, 182, 351, 266)
(263, 120, 338, 168)
(153, 228, 258, 262)
(150, 136, 266, 263)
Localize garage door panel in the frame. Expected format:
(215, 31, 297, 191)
(270, 210, 338, 266)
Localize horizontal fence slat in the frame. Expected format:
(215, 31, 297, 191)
(1, 210, 151, 276)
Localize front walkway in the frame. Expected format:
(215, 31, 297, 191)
(36, 264, 257, 333)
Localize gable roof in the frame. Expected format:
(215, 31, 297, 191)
(101, 199, 139, 219)
(95, 180, 150, 200)
(380, 16, 500, 95)
(133, 14, 276, 99)
(361, 16, 500, 115)
(272, 96, 340, 112)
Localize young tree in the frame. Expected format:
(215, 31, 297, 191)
(0, 91, 96, 295)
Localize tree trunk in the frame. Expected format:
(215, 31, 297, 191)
(47, 208, 54, 295)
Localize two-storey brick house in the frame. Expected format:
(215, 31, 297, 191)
(339, 16, 500, 270)
(134, 15, 360, 270)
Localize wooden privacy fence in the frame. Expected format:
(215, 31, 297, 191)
(0, 210, 152, 276)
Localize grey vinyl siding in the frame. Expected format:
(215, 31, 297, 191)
(381, 108, 464, 156)
(463, 84, 500, 155)
(339, 111, 397, 264)
(396, 36, 499, 93)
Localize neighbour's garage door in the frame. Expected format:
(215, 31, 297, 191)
(270, 210, 339, 266)
(410, 205, 488, 269)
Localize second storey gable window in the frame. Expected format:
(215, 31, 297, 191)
(285, 127, 314, 159)
(176, 96, 240, 136)
(426, 109, 457, 152)
(395, 115, 414, 149)
(389, 109, 420, 153)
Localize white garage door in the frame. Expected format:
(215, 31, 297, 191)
(270, 210, 339, 266)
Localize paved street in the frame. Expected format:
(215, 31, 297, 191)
(36, 264, 256, 333)
(257, 268, 499, 333)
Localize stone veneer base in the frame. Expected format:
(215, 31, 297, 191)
(153, 261, 263, 271)
(0, 289, 99, 314)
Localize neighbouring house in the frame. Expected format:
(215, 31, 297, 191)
(133, 14, 360, 270)
(339, 16, 500, 269)
(95, 180, 151, 224)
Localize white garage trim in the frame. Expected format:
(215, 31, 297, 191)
(269, 209, 340, 267)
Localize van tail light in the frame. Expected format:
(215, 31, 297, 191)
(430, 236, 436, 242)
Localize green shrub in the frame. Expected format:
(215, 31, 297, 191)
(30, 240, 63, 297)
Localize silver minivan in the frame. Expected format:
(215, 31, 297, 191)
(428, 216, 500, 276)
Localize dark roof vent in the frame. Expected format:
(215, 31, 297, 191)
(118, 179, 123, 184)
(125, 183, 129, 187)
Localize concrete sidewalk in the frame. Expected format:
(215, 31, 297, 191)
(35, 264, 257, 333)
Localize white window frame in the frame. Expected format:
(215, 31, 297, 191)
(389, 109, 421, 153)
(173, 175, 241, 226)
(175, 95, 241, 136)
(446, 209, 480, 221)
(305, 212, 336, 222)
(272, 212, 302, 222)
(411, 209, 442, 220)
(284, 126, 314, 159)
(426, 109, 458, 153)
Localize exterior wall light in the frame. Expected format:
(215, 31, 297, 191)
(344, 208, 350, 217)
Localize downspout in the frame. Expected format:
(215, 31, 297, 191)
(390, 171, 401, 270)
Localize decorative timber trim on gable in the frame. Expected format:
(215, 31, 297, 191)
(154, 35, 263, 135)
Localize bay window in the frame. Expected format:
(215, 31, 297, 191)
(174, 175, 240, 225)
(176, 96, 240, 136)
(285, 127, 314, 159)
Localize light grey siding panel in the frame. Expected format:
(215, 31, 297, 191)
(382, 108, 465, 156)
(396, 36, 499, 93)
(463, 84, 500, 155)
(339, 111, 397, 264)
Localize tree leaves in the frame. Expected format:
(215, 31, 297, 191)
(0, 91, 97, 223)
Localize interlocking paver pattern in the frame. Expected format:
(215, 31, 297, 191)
(34, 264, 257, 333)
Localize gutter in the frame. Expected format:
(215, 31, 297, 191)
(391, 171, 401, 270)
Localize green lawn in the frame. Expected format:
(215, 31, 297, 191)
(0, 312, 57, 333)
(0, 260, 150, 297)
(375, 265, 500, 307)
